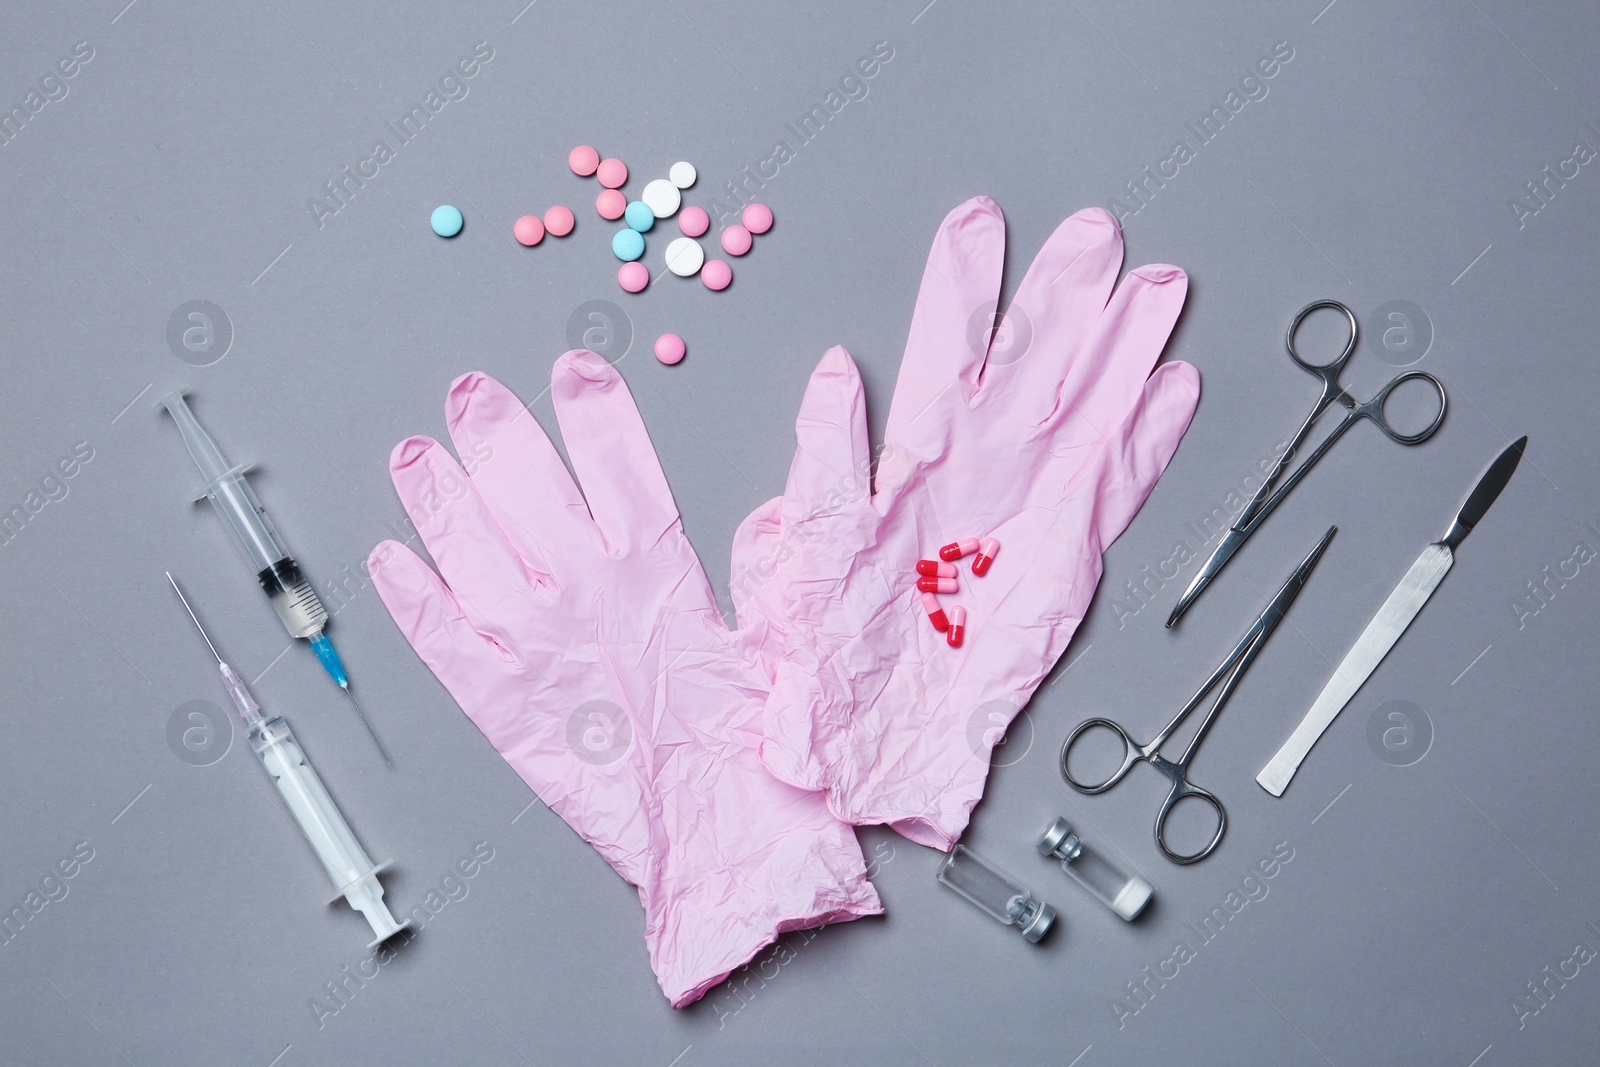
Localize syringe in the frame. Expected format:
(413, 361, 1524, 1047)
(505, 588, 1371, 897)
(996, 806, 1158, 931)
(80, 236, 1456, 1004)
(162, 392, 390, 766)
(167, 572, 410, 947)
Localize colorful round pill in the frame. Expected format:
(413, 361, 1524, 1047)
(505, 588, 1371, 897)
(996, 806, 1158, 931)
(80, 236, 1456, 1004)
(624, 200, 655, 232)
(618, 261, 649, 293)
(596, 189, 627, 220)
(544, 205, 575, 237)
(721, 224, 752, 256)
(654, 333, 686, 365)
(596, 157, 628, 189)
(664, 237, 705, 277)
(642, 179, 682, 219)
(669, 161, 697, 189)
(678, 205, 710, 238)
(612, 228, 645, 261)
(701, 259, 732, 291)
(568, 145, 600, 177)
(742, 202, 773, 234)
(513, 214, 545, 246)
(430, 205, 463, 237)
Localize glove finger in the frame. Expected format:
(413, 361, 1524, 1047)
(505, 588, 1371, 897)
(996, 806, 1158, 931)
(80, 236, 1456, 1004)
(1051, 264, 1188, 446)
(549, 350, 678, 555)
(883, 197, 1006, 453)
(729, 494, 786, 640)
(444, 371, 596, 577)
(974, 207, 1123, 420)
(1088, 360, 1201, 548)
(729, 496, 789, 682)
(786, 346, 872, 522)
(366, 539, 523, 736)
(389, 435, 540, 629)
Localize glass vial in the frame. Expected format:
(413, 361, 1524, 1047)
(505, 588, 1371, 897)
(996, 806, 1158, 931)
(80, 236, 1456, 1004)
(1037, 817, 1152, 921)
(936, 845, 1056, 942)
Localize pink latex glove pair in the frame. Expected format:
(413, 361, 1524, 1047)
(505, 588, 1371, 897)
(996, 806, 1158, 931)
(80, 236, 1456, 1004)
(732, 197, 1199, 850)
(367, 358, 881, 1008)
(369, 196, 1195, 1006)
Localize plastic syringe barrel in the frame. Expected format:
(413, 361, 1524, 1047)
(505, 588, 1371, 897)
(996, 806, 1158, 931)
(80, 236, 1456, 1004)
(163, 393, 285, 573)
(249, 714, 408, 946)
(162, 393, 330, 641)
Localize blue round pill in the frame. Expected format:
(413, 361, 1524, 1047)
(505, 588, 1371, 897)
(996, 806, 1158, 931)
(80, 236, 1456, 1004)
(612, 228, 646, 261)
(624, 200, 655, 233)
(431, 205, 463, 237)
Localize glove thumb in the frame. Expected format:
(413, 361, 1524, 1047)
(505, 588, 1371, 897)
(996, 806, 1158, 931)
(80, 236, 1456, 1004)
(782, 346, 873, 528)
(730, 495, 788, 670)
(1092, 359, 1201, 549)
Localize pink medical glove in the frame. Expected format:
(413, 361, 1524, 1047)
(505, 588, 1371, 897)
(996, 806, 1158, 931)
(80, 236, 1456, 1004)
(731, 198, 1199, 850)
(367, 357, 881, 1008)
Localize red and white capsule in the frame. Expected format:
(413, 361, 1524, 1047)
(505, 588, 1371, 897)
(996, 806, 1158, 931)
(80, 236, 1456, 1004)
(971, 538, 1001, 576)
(916, 559, 957, 578)
(939, 538, 980, 562)
(917, 576, 958, 594)
(921, 592, 949, 632)
(947, 606, 966, 648)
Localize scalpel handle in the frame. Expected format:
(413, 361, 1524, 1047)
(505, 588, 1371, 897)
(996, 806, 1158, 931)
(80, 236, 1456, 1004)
(1255, 673, 1361, 797)
(1256, 542, 1453, 796)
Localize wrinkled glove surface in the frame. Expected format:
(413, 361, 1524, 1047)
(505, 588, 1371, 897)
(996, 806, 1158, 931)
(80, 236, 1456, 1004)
(733, 197, 1200, 850)
(369, 355, 881, 1007)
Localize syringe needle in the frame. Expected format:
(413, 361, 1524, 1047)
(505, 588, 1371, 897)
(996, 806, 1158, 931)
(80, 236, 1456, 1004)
(167, 572, 223, 664)
(342, 686, 393, 768)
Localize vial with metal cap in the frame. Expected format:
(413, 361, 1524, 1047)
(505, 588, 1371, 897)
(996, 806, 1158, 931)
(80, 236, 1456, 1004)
(1037, 817, 1152, 921)
(935, 845, 1056, 942)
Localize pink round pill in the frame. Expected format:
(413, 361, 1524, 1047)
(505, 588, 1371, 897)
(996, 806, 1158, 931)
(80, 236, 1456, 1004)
(720, 224, 752, 256)
(544, 205, 575, 237)
(654, 333, 686, 365)
(678, 205, 710, 238)
(618, 261, 650, 293)
(701, 259, 732, 291)
(596, 158, 628, 189)
(742, 203, 773, 234)
(595, 189, 626, 220)
(513, 214, 545, 246)
(568, 145, 600, 177)
(598, 189, 627, 220)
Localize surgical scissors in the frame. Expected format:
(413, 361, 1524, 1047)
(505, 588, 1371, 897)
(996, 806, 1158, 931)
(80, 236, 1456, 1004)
(1167, 300, 1446, 627)
(1062, 527, 1334, 864)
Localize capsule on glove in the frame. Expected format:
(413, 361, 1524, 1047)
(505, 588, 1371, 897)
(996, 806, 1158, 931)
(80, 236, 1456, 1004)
(940, 538, 980, 562)
(972, 538, 1001, 576)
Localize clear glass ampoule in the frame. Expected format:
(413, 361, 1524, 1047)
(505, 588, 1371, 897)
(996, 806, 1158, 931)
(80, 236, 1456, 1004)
(936, 845, 1056, 942)
(1037, 817, 1152, 921)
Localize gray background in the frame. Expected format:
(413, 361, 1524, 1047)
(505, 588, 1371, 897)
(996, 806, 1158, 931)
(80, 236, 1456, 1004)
(1, 1, 1596, 1064)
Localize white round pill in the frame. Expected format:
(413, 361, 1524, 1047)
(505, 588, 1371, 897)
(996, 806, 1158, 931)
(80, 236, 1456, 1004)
(665, 236, 705, 277)
(642, 179, 682, 219)
(668, 161, 697, 189)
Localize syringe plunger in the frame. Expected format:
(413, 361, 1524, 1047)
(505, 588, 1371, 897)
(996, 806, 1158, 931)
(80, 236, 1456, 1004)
(249, 714, 408, 946)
